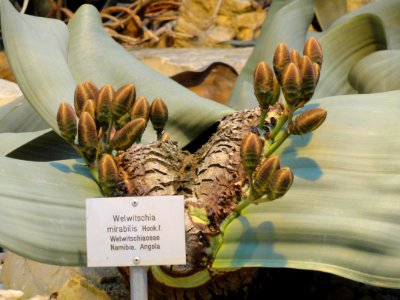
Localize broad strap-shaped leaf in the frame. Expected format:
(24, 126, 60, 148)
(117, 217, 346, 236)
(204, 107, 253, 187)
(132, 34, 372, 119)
(312, 13, 387, 98)
(229, 0, 315, 109)
(349, 50, 400, 93)
(328, 0, 400, 49)
(6, 130, 79, 161)
(1, 1, 233, 147)
(0, 0, 76, 133)
(67, 5, 233, 146)
(228, 0, 387, 109)
(0, 129, 51, 156)
(314, 0, 348, 30)
(0, 157, 102, 265)
(0, 96, 77, 160)
(214, 91, 400, 287)
(0, 96, 48, 133)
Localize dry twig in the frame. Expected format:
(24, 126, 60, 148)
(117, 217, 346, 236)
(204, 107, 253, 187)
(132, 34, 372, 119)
(48, 0, 182, 48)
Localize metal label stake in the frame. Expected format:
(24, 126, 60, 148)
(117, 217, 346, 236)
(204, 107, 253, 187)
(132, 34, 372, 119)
(86, 196, 186, 300)
(130, 264, 148, 300)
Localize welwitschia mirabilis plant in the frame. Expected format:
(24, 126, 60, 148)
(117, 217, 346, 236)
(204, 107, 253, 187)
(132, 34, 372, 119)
(0, 0, 400, 291)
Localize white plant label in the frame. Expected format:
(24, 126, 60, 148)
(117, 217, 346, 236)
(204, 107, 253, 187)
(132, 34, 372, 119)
(86, 195, 186, 267)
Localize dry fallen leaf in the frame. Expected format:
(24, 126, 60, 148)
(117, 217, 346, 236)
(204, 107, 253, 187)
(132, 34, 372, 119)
(171, 62, 238, 104)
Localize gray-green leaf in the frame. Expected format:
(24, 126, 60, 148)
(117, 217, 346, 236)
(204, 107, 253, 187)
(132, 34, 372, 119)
(214, 91, 400, 287)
